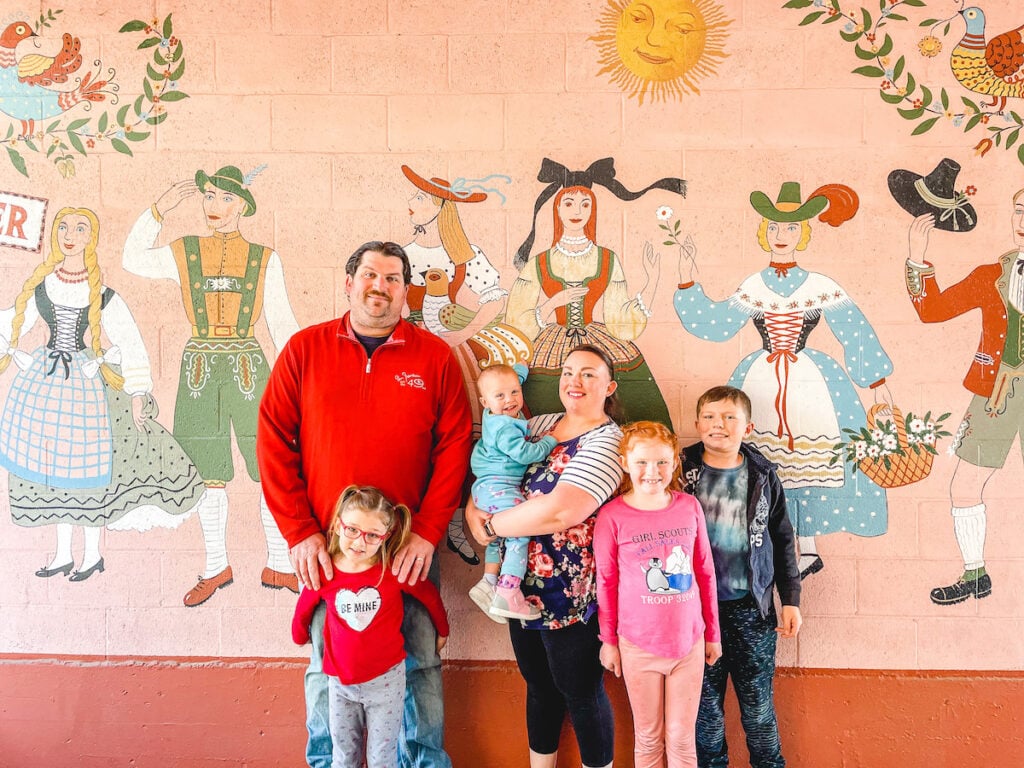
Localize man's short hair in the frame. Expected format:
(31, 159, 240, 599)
(696, 385, 752, 422)
(345, 241, 412, 285)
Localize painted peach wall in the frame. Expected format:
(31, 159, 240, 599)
(2, 0, 1024, 761)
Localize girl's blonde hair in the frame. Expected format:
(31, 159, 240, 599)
(0, 207, 123, 389)
(617, 420, 682, 496)
(329, 485, 412, 580)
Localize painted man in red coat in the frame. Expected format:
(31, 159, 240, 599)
(905, 190, 1024, 605)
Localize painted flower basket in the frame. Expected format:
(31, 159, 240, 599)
(832, 404, 951, 489)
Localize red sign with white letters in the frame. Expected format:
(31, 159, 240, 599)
(0, 191, 47, 253)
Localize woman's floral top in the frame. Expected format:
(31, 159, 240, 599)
(519, 413, 623, 630)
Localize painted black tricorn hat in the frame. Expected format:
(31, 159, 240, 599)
(887, 157, 977, 233)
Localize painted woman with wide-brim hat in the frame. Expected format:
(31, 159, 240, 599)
(401, 165, 531, 566)
(673, 181, 894, 578)
(123, 165, 301, 606)
(506, 157, 685, 428)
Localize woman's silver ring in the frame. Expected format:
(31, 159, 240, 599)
(415, 556, 424, 561)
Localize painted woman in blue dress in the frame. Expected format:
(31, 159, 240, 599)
(672, 182, 893, 579)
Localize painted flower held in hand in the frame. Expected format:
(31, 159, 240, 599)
(656, 205, 674, 221)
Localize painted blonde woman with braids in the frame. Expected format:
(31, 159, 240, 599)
(0, 207, 204, 581)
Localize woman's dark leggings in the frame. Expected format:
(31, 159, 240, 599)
(509, 618, 614, 766)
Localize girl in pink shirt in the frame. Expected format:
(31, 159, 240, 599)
(594, 421, 721, 768)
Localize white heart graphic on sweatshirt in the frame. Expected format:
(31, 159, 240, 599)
(334, 587, 382, 632)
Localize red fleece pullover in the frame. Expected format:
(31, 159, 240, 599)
(257, 313, 473, 547)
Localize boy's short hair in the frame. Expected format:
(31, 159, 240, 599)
(696, 385, 752, 422)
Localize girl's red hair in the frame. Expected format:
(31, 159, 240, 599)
(617, 420, 682, 496)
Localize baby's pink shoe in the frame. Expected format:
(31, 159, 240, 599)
(490, 584, 541, 620)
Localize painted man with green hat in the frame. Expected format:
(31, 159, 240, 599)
(123, 165, 300, 606)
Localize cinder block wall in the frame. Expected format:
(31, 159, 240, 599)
(2, 1, 1023, 765)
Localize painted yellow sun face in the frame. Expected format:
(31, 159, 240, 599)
(592, 0, 731, 104)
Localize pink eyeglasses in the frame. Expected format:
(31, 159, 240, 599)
(339, 521, 391, 546)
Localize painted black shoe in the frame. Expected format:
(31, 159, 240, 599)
(35, 561, 74, 578)
(799, 555, 824, 580)
(929, 572, 992, 605)
(447, 533, 481, 566)
(69, 558, 105, 582)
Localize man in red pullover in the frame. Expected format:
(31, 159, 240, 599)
(257, 241, 472, 768)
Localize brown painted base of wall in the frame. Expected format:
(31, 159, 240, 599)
(2, 656, 1022, 767)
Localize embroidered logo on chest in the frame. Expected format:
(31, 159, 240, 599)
(395, 371, 426, 390)
(334, 586, 382, 632)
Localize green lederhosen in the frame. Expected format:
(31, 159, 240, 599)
(172, 236, 269, 484)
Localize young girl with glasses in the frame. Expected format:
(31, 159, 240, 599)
(292, 485, 449, 768)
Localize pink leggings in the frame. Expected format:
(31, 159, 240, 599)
(619, 635, 705, 768)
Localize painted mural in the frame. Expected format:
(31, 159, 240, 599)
(0, 11, 187, 178)
(0, 1, 1023, 688)
(400, 165, 532, 566)
(788, 1, 1024, 167)
(508, 158, 684, 427)
(0, 207, 204, 581)
(590, 0, 732, 104)
(673, 182, 893, 579)
(121, 166, 299, 606)
(894, 157, 1022, 606)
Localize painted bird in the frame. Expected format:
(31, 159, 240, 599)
(0, 21, 109, 135)
(421, 268, 478, 334)
(950, 6, 1024, 111)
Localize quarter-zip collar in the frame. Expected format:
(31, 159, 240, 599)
(337, 312, 408, 373)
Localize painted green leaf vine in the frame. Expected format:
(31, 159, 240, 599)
(784, 0, 1024, 167)
(2, 12, 188, 178)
